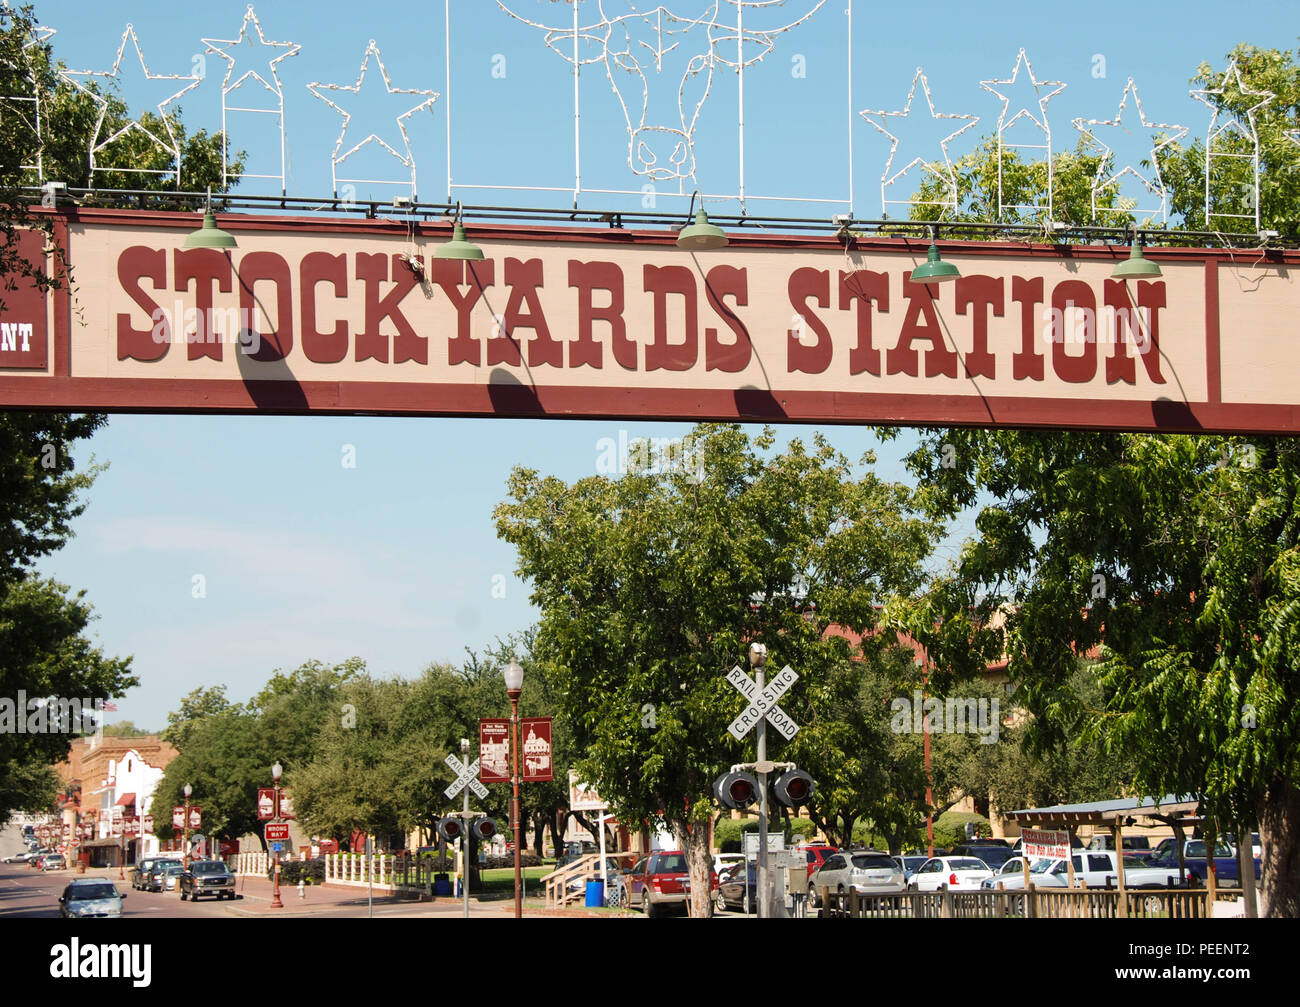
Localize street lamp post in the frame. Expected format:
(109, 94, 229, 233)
(503, 660, 524, 919)
(182, 784, 192, 868)
(270, 762, 284, 909)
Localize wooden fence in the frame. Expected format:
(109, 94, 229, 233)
(817, 885, 1213, 919)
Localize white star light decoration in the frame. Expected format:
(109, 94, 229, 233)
(202, 4, 300, 193)
(980, 49, 1066, 221)
(60, 24, 202, 188)
(861, 67, 978, 218)
(0, 1, 56, 180)
(308, 40, 438, 200)
(1191, 58, 1274, 231)
(1073, 78, 1187, 225)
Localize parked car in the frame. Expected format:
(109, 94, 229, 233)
(1144, 841, 1260, 887)
(3, 850, 38, 864)
(980, 856, 1035, 887)
(160, 864, 185, 892)
(131, 856, 171, 891)
(145, 859, 183, 892)
(37, 853, 67, 871)
(952, 843, 1017, 871)
(624, 851, 717, 917)
(712, 852, 745, 878)
(893, 854, 929, 881)
(555, 841, 598, 869)
(715, 862, 758, 912)
(1087, 834, 1152, 853)
(908, 856, 994, 892)
(811, 850, 907, 907)
(58, 879, 125, 918)
(793, 843, 838, 880)
(179, 859, 236, 901)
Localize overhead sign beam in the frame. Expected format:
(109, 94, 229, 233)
(3, 208, 1299, 434)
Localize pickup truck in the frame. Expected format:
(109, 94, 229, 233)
(984, 851, 1184, 890)
(1142, 840, 1260, 887)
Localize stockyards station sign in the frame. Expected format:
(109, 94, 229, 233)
(2, 207, 1299, 433)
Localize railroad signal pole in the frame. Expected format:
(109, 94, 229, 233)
(444, 740, 488, 919)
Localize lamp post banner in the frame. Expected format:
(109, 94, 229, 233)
(479, 718, 511, 783)
(4, 208, 1300, 434)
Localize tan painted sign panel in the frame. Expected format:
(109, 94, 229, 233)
(2, 209, 1297, 433)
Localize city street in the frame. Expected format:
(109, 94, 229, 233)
(0, 864, 527, 919)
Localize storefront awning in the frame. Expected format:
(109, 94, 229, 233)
(114, 792, 136, 807)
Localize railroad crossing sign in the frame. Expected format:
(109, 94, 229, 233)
(726, 664, 800, 741)
(444, 753, 488, 801)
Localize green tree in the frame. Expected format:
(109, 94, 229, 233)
(0, 414, 135, 825)
(891, 427, 1300, 915)
(495, 424, 939, 915)
(154, 706, 268, 847)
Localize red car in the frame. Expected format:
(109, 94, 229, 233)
(624, 851, 718, 917)
(795, 844, 839, 880)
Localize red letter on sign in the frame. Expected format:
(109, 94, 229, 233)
(432, 258, 494, 367)
(569, 261, 630, 370)
(887, 273, 957, 378)
(174, 248, 232, 361)
(839, 269, 888, 376)
(301, 252, 348, 364)
(704, 265, 751, 373)
(955, 275, 1002, 379)
(1050, 280, 1097, 383)
(237, 251, 294, 361)
(502, 258, 562, 368)
(788, 268, 832, 374)
(117, 246, 168, 361)
(356, 253, 422, 364)
(1103, 279, 1166, 385)
(1010, 276, 1044, 381)
(644, 265, 697, 371)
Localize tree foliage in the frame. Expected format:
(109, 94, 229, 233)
(495, 424, 940, 913)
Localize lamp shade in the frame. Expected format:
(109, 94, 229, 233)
(910, 241, 959, 284)
(435, 220, 484, 261)
(1112, 242, 1162, 279)
(183, 210, 237, 249)
(676, 208, 728, 250)
(503, 660, 524, 693)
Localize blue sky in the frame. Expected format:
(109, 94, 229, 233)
(24, 0, 1300, 729)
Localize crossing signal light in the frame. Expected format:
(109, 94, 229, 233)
(714, 771, 759, 809)
(471, 817, 497, 841)
(437, 817, 464, 843)
(772, 769, 815, 808)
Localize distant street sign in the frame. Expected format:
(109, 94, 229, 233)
(270, 842, 283, 853)
(444, 753, 488, 800)
(265, 823, 290, 842)
(142, 814, 154, 832)
(257, 788, 277, 820)
(743, 833, 787, 855)
(726, 664, 800, 741)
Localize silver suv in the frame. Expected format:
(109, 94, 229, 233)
(811, 850, 906, 907)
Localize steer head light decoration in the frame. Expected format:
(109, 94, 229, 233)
(498, 1, 823, 188)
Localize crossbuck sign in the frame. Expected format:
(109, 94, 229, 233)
(444, 753, 488, 801)
(726, 665, 799, 741)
